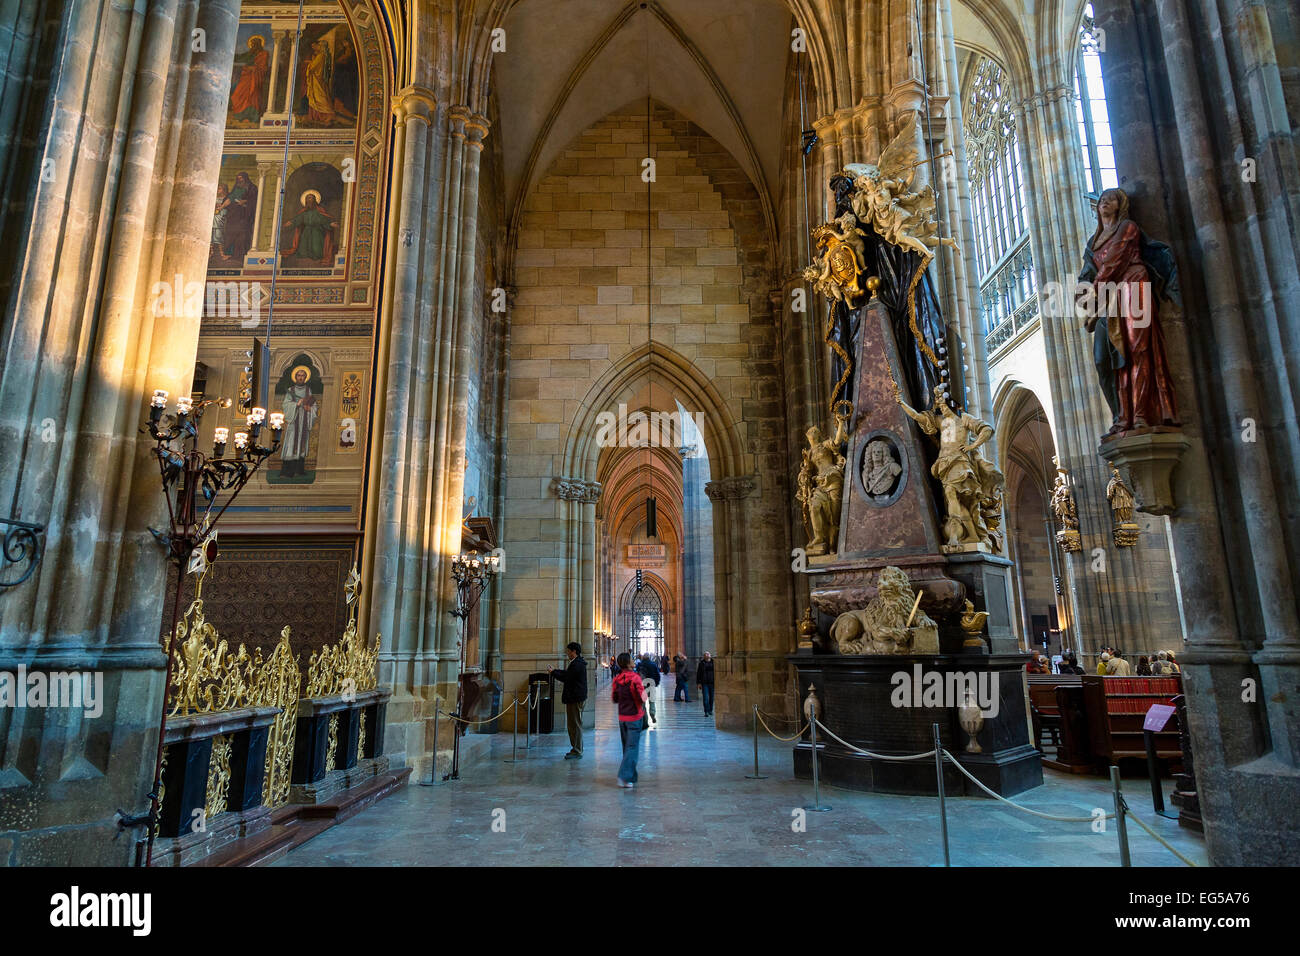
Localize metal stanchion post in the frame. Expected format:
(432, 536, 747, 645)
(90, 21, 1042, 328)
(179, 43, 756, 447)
(525, 687, 533, 750)
(1143, 729, 1165, 814)
(427, 705, 440, 786)
(933, 723, 950, 867)
(1111, 765, 1131, 867)
(745, 705, 768, 780)
(504, 693, 521, 763)
(803, 714, 830, 812)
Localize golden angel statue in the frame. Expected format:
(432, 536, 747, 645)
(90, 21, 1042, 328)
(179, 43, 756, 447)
(796, 403, 850, 556)
(893, 380, 1004, 551)
(844, 121, 958, 260)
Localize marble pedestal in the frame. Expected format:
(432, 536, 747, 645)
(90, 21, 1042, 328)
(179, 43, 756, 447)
(789, 652, 1042, 796)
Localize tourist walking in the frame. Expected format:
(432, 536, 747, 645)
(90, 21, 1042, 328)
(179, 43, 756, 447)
(673, 654, 690, 702)
(549, 642, 588, 759)
(611, 653, 646, 789)
(697, 651, 715, 717)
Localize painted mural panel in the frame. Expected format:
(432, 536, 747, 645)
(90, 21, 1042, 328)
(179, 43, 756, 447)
(198, 0, 390, 525)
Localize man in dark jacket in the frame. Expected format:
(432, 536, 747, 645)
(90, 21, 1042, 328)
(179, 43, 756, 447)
(673, 654, 690, 702)
(550, 642, 588, 759)
(696, 651, 715, 716)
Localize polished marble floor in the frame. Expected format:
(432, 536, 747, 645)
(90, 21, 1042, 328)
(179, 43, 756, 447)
(276, 676, 1209, 867)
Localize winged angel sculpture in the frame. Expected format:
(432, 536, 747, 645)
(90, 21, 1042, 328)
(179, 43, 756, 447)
(842, 123, 958, 260)
(803, 118, 958, 415)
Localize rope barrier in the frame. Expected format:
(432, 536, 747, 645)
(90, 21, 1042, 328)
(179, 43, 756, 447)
(754, 709, 810, 742)
(814, 719, 937, 761)
(1123, 803, 1199, 867)
(939, 749, 1115, 823)
(443, 696, 518, 727)
(752, 708, 1196, 866)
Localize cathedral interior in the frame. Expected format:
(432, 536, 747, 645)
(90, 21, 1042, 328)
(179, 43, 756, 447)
(0, 0, 1297, 883)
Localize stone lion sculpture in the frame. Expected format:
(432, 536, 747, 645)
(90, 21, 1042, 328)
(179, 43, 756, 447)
(831, 566, 939, 655)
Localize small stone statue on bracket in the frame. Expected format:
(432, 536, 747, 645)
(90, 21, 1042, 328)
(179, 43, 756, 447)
(1051, 457, 1082, 554)
(1106, 462, 1141, 547)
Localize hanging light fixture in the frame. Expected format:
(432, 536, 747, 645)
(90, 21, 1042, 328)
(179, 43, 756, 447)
(642, 39, 657, 541)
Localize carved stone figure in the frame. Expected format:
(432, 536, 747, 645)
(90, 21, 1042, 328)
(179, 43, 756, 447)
(862, 438, 902, 501)
(1077, 187, 1181, 435)
(1106, 462, 1140, 547)
(893, 380, 1005, 551)
(831, 566, 938, 655)
(1051, 457, 1082, 554)
(797, 408, 849, 556)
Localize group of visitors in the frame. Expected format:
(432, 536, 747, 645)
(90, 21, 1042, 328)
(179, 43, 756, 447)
(1023, 644, 1182, 677)
(1136, 649, 1181, 675)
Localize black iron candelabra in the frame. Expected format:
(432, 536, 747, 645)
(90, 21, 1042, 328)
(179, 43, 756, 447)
(121, 388, 282, 867)
(444, 549, 501, 780)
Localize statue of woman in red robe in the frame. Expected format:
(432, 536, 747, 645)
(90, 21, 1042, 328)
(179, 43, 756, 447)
(1077, 188, 1181, 434)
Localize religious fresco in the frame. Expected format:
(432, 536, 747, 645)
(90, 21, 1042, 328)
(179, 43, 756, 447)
(228, 25, 273, 127)
(279, 161, 345, 270)
(197, 0, 391, 525)
(270, 354, 324, 483)
(209, 155, 260, 268)
(292, 23, 360, 128)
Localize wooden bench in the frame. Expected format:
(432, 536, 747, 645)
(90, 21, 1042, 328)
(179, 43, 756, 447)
(1082, 674, 1183, 766)
(1026, 674, 1092, 772)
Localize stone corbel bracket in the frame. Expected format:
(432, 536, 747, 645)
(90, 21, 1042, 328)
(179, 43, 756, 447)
(704, 475, 757, 501)
(552, 477, 602, 503)
(1098, 430, 1191, 516)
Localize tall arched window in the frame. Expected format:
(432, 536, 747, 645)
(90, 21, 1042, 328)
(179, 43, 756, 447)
(966, 56, 1035, 353)
(1076, 3, 1117, 195)
(630, 585, 664, 658)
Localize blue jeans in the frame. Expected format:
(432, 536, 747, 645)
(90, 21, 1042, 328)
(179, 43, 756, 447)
(700, 684, 714, 715)
(618, 719, 642, 783)
(674, 678, 689, 701)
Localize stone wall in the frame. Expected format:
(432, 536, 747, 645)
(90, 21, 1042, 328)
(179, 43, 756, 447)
(500, 102, 793, 728)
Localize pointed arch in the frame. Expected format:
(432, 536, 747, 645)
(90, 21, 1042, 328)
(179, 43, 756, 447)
(562, 342, 747, 485)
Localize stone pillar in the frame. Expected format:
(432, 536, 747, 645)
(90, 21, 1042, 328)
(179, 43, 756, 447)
(365, 90, 495, 772)
(362, 84, 436, 766)
(0, 0, 241, 864)
(1093, 0, 1300, 865)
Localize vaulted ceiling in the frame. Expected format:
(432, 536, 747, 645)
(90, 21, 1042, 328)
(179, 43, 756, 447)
(492, 0, 792, 223)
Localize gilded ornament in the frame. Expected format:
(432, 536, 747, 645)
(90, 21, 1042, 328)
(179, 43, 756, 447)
(325, 714, 339, 772)
(305, 563, 381, 698)
(205, 733, 232, 821)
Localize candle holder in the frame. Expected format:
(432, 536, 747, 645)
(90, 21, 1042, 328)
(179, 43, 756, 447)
(122, 388, 283, 866)
(443, 549, 501, 780)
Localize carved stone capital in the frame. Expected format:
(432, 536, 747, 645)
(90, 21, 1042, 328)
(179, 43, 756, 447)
(704, 475, 756, 501)
(553, 477, 601, 503)
(448, 105, 491, 147)
(392, 86, 437, 125)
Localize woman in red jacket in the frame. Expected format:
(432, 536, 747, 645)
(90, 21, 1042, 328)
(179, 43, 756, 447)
(611, 652, 647, 789)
